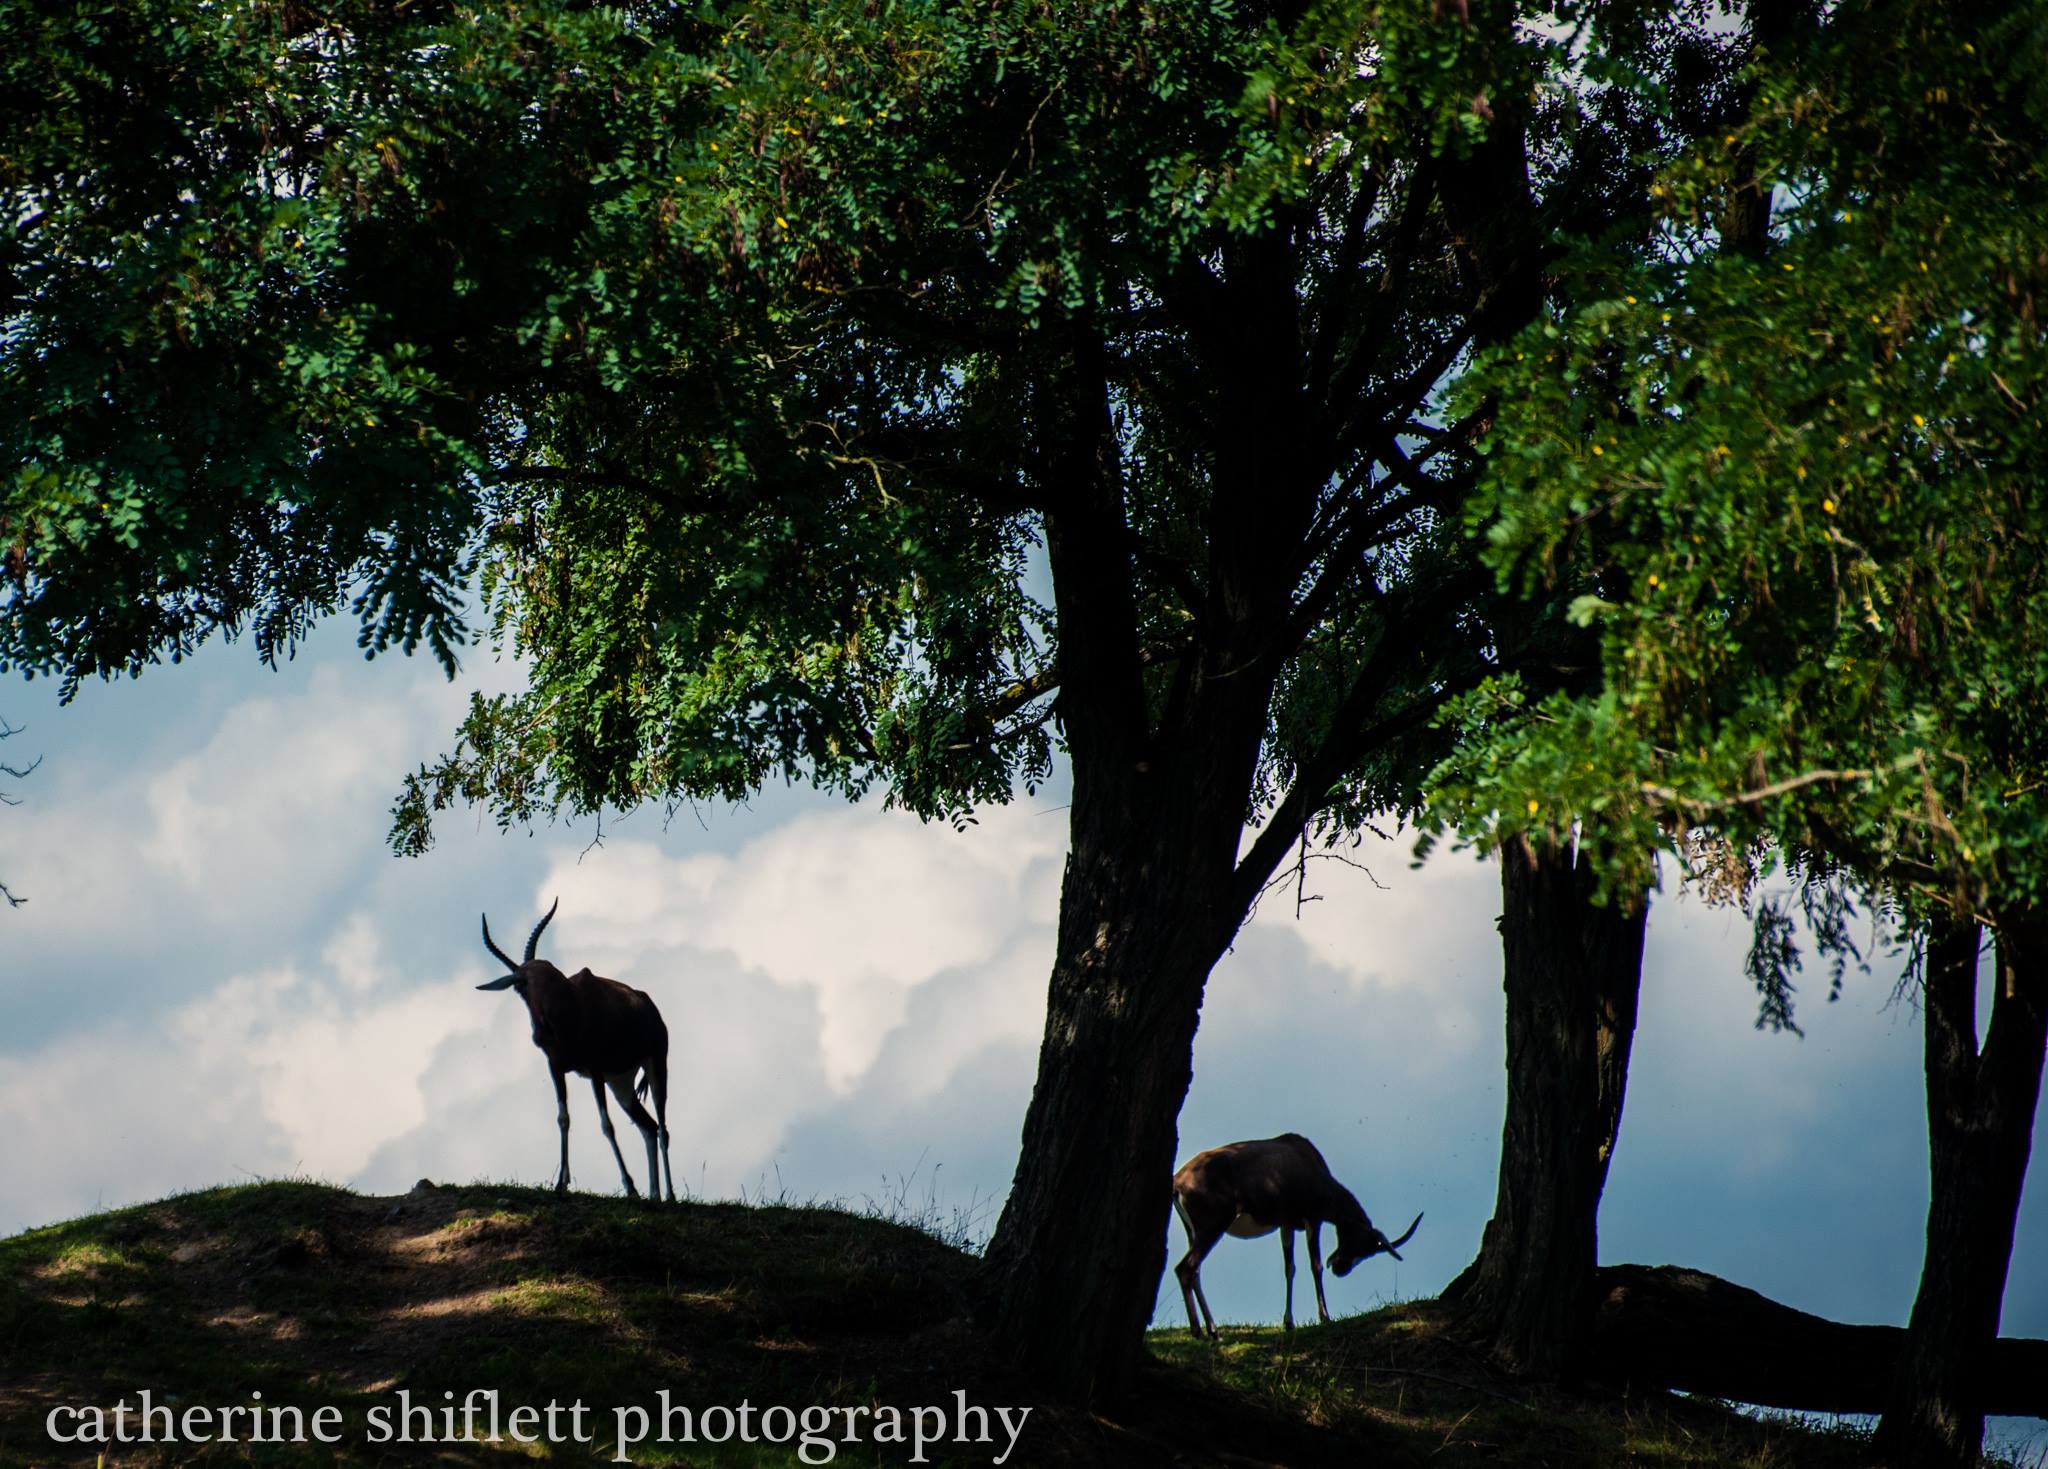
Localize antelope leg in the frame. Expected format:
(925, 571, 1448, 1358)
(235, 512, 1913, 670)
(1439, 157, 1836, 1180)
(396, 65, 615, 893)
(591, 1077, 640, 1199)
(550, 1064, 571, 1192)
(1281, 1227, 1297, 1331)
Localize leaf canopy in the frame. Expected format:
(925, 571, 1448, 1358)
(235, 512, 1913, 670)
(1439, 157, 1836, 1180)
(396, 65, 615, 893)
(1431, 0, 2048, 925)
(4, 0, 1748, 855)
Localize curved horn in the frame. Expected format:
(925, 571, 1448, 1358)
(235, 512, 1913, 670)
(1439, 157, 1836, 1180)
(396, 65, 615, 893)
(524, 897, 560, 964)
(1385, 1212, 1423, 1259)
(480, 913, 520, 973)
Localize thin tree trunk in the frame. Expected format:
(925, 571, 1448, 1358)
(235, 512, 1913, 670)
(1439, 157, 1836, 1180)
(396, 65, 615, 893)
(1873, 916, 2048, 1468)
(1443, 834, 1647, 1378)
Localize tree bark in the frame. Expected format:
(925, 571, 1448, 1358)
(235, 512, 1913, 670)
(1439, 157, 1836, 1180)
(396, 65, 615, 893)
(978, 326, 1306, 1400)
(978, 778, 1254, 1399)
(1592, 1263, 2048, 1416)
(1442, 834, 1647, 1378)
(1872, 917, 2048, 1468)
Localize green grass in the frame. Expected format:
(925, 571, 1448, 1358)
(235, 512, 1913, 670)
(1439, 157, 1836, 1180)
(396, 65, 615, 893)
(0, 1182, 1993, 1467)
(0, 1181, 1016, 1469)
(1146, 1312, 1892, 1468)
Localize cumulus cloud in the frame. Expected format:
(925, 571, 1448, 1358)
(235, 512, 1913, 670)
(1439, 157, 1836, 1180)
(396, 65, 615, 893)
(2, 657, 476, 1045)
(1240, 827, 1499, 996)
(138, 667, 446, 919)
(531, 803, 1065, 1090)
(0, 921, 504, 1228)
(0, 642, 1072, 1224)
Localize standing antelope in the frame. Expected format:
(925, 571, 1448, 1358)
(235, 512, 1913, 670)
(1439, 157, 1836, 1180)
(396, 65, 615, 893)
(1171, 1133, 1420, 1336)
(476, 899, 676, 1202)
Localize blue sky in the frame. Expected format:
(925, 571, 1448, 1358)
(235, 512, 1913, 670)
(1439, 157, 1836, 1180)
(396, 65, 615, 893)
(1, 622, 2042, 1450)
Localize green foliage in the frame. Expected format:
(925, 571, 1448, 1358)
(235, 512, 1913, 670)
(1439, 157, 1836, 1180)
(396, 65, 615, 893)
(1, 0, 1059, 827)
(2, 0, 1753, 859)
(1430, 0, 2048, 925)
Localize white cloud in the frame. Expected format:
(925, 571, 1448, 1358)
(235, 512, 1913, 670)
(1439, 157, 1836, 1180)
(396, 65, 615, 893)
(4, 660, 468, 954)
(530, 803, 1065, 1090)
(0, 927, 504, 1225)
(1242, 828, 1499, 994)
(176, 960, 501, 1178)
(323, 911, 389, 995)
(0, 640, 1071, 1225)
(0, 639, 1072, 1222)
(138, 664, 466, 924)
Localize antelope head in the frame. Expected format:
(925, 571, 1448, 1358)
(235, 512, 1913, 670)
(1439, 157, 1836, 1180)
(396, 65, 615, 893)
(1330, 1212, 1423, 1276)
(478, 897, 562, 993)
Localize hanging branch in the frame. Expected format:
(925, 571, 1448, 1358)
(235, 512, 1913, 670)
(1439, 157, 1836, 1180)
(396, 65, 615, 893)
(0, 716, 35, 910)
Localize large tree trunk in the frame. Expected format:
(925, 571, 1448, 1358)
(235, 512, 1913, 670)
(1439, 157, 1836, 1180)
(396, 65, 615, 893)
(1443, 834, 1647, 1378)
(979, 777, 1249, 1399)
(978, 329, 1297, 1400)
(1873, 917, 2048, 1468)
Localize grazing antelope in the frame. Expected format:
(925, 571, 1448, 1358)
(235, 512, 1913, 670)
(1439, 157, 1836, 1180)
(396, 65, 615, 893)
(1171, 1133, 1419, 1336)
(476, 899, 676, 1202)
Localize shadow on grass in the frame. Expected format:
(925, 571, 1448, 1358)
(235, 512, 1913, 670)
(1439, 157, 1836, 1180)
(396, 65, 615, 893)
(1, 1182, 1952, 1468)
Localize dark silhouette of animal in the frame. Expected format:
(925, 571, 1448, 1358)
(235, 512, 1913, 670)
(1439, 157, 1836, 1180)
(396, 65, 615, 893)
(477, 899, 675, 1201)
(1171, 1132, 1419, 1334)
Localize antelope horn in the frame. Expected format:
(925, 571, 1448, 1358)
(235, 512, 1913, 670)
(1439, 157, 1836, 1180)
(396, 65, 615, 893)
(1386, 1212, 1423, 1258)
(480, 913, 520, 973)
(524, 896, 560, 963)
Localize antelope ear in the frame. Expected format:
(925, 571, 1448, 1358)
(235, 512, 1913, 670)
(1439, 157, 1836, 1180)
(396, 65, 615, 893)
(476, 975, 518, 991)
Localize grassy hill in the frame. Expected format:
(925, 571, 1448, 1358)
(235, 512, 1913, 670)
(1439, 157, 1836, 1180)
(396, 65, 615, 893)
(1, 1182, 1899, 1467)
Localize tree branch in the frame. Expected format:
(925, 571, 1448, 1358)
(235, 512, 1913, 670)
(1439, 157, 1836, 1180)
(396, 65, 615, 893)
(1334, 326, 1475, 463)
(1306, 166, 1386, 399)
(1231, 675, 1473, 920)
(1229, 564, 1493, 922)
(1593, 1263, 2048, 1417)
(495, 464, 727, 517)
(977, 663, 1063, 728)
(1285, 421, 1482, 651)
(1639, 751, 1930, 815)
(840, 423, 1043, 514)
(1323, 160, 1440, 413)
(1, 716, 30, 910)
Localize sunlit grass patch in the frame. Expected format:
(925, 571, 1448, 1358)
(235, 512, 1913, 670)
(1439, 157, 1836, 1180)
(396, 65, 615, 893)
(489, 1275, 611, 1321)
(437, 1208, 533, 1235)
(37, 1240, 139, 1278)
